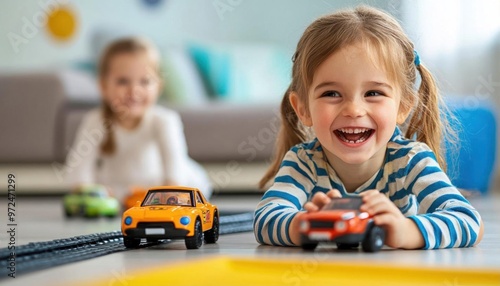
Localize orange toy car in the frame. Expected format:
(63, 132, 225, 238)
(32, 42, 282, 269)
(299, 197, 385, 252)
(121, 186, 219, 249)
(123, 187, 148, 210)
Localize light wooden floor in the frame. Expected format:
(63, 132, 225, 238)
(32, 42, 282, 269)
(1, 194, 499, 285)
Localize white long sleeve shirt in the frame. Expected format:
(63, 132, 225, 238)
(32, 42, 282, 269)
(64, 106, 211, 200)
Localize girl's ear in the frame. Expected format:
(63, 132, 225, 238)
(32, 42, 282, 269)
(289, 92, 313, 127)
(396, 100, 413, 125)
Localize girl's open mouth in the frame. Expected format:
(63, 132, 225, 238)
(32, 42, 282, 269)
(333, 128, 374, 144)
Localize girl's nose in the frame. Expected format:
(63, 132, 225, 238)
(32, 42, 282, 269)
(341, 99, 366, 118)
(127, 84, 142, 100)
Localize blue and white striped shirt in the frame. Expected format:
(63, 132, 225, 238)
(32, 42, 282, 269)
(254, 128, 481, 249)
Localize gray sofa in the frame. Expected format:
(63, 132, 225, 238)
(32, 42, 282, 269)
(0, 70, 277, 194)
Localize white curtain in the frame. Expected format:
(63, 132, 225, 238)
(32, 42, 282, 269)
(401, 0, 500, 103)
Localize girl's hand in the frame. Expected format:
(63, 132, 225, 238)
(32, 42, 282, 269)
(360, 190, 424, 249)
(303, 189, 342, 212)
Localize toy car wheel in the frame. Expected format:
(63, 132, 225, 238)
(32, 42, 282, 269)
(301, 242, 318, 251)
(300, 234, 318, 251)
(123, 236, 141, 248)
(82, 206, 97, 218)
(336, 243, 360, 250)
(78, 205, 85, 216)
(361, 225, 385, 253)
(204, 214, 219, 244)
(84, 211, 97, 218)
(64, 208, 73, 217)
(185, 219, 203, 249)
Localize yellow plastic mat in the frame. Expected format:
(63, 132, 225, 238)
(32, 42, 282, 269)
(82, 256, 500, 286)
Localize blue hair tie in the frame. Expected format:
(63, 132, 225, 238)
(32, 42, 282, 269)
(413, 50, 420, 66)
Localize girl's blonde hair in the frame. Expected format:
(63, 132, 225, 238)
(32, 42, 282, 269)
(98, 37, 161, 155)
(260, 6, 452, 189)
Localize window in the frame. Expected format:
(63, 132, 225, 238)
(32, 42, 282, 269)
(196, 192, 204, 204)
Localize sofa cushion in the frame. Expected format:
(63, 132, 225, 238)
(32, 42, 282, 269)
(445, 97, 497, 194)
(60, 101, 278, 163)
(161, 48, 209, 104)
(175, 102, 278, 162)
(0, 70, 98, 163)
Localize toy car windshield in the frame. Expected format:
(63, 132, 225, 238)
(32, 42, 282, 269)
(142, 190, 194, 207)
(323, 197, 363, 211)
(87, 191, 106, 198)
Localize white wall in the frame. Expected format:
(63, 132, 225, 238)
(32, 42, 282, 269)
(0, 0, 394, 71)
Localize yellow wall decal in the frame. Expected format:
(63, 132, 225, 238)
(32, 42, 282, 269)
(46, 7, 77, 41)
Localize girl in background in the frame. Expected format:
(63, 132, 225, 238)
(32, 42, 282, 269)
(66, 37, 212, 200)
(254, 6, 483, 249)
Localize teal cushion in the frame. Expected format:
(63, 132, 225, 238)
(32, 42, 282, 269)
(189, 44, 231, 97)
(161, 48, 209, 104)
(188, 44, 291, 103)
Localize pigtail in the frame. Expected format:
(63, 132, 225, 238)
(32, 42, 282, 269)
(405, 64, 447, 170)
(100, 103, 116, 155)
(259, 87, 307, 189)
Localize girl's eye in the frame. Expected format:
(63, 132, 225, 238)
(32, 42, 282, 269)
(366, 90, 384, 97)
(116, 77, 129, 85)
(320, 91, 340, 98)
(141, 78, 151, 86)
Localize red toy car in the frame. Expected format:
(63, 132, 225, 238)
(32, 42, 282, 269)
(299, 197, 385, 252)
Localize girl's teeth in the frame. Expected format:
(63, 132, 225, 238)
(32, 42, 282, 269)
(336, 128, 372, 144)
(344, 138, 366, 144)
(339, 128, 368, 134)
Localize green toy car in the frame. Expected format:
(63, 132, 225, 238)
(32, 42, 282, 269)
(63, 184, 120, 218)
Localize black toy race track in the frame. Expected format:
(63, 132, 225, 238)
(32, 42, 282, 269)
(0, 211, 254, 278)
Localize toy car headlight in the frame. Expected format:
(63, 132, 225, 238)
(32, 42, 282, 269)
(335, 221, 346, 232)
(300, 220, 309, 232)
(341, 212, 355, 220)
(358, 212, 369, 219)
(124, 216, 132, 225)
(180, 216, 190, 226)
